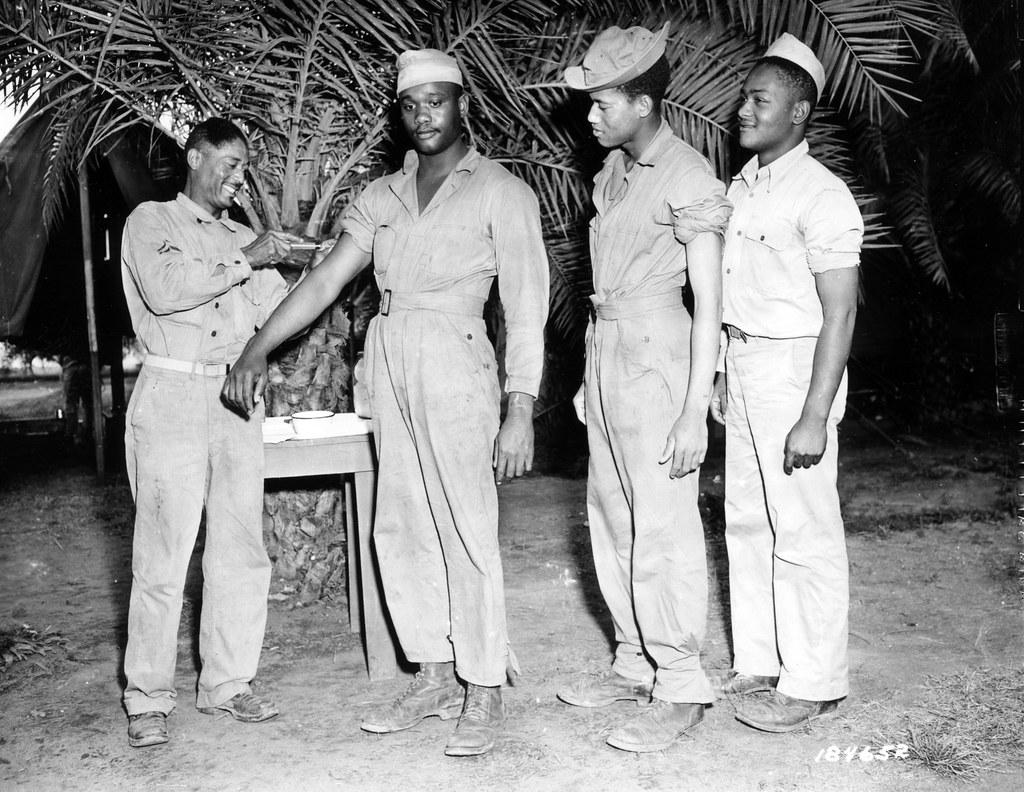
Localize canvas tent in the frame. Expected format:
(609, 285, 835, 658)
(0, 111, 51, 337)
(0, 113, 178, 338)
(1, 113, 180, 477)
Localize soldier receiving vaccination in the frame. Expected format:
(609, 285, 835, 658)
(222, 48, 549, 757)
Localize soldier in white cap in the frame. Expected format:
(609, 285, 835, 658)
(557, 23, 731, 752)
(223, 48, 549, 756)
(709, 33, 863, 732)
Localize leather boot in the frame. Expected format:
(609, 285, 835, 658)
(444, 683, 504, 757)
(360, 661, 464, 733)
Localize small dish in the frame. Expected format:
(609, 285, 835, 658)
(290, 410, 334, 437)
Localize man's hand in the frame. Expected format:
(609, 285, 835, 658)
(493, 392, 535, 483)
(658, 408, 708, 479)
(221, 345, 268, 417)
(571, 382, 585, 425)
(710, 372, 727, 425)
(241, 230, 304, 269)
(783, 415, 827, 475)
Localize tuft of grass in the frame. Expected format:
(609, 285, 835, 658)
(0, 624, 66, 689)
(900, 666, 1024, 779)
(907, 726, 986, 778)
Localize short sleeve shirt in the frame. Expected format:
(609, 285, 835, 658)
(121, 193, 288, 363)
(590, 120, 731, 303)
(342, 148, 549, 396)
(722, 141, 863, 338)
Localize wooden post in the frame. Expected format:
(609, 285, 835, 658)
(78, 162, 105, 480)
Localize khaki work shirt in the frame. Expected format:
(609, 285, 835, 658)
(722, 141, 863, 339)
(343, 148, 549, 397)
(590, 120, 731, 303)
(121, 193, 288, 364)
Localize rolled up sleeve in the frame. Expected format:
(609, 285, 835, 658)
(493, 180, 549, 397)
(669, 165, 732, 244)
(804, 187, 863, 273)
(341, 188, 379, 254)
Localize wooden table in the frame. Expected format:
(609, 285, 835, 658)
(263, 424, 400, 680)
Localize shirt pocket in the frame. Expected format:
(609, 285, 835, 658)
(231, 283, 262, 338)
(372, 224, 400, 278)
(742, 220, 802, 298)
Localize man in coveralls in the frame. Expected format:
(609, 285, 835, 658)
(556, 23, 730, 752)
(121, 117, 301, 748)
(222, 49, 549, 757)
(709, 34, 862, 732)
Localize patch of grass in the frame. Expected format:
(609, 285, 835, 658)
(902, 666, 1024, 779)
(906, 726, 986, 778)
(845, 507, 1008, 535)
(0, 624, 66, 691)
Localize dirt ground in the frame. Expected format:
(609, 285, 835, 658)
(1, 384, 1022, 792)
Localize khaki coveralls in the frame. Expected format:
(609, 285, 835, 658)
(343, 149, 548, 687)
(120, 194, 288, 715)
(585, 121, 730, 704)
(721, 141, 863, 702)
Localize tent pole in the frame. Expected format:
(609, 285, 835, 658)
(78, 162, 105, 480)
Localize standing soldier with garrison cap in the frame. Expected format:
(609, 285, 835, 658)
(710, 33, 863, 733)
(223, 48, 549, 758)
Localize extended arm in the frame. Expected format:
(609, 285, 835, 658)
(783, 266, 858, 474)
(221, 234, 372, 414)
(659, 231, 723, 477)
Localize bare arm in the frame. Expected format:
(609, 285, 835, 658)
(783, 266, 858, 474)
(659, 231, 723, 478)
(221, 234, 372, 414)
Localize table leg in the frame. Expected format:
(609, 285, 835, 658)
(343, 476, 360, 633)
(353, 469, 399, 680)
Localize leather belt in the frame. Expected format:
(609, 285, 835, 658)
(379, 289, 485, 318)
(589, 290, 683, 321)
(144, 354, 230, 376)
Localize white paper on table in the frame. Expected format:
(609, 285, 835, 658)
(261, 413, 372, 443)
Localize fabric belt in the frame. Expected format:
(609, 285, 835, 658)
(144, 354, 230, 377)
(379, 289, 485, 318)
(724, 324, 749, 342)
(590, 290, 683, 321)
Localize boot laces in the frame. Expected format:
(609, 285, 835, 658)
(396, 669, 430, 703)
(462, 686, 492, 721)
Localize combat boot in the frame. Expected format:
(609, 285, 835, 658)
(444, 683, 504, 757)
(360, 661, 464, 733)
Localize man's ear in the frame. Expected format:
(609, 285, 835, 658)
(636, 93, 654, 119)
(458, 92, 469, 118)
(792, 99, 811, 126)
(185, 147, 202, 171)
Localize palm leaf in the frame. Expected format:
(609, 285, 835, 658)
(719, 0, 943, 120)
(887, 152, 948, 287)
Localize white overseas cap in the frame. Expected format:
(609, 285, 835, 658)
(763, 33, 825, 99)
(396, 48, 463, 96)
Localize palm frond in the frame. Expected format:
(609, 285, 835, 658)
(956, 150, 1021, 225)
(664, 15, 760, 175)
(720, 0, 938, 120)
(887, 153, 949, 287)
(545, 228, 593, 346)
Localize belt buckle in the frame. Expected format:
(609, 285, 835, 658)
(381, 288, 391, 317)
